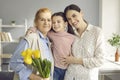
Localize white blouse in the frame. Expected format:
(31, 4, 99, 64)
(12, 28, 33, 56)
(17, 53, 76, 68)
(64, 24, 105, 80)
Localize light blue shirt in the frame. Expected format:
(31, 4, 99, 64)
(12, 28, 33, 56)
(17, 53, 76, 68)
(9, 31, 53, 80)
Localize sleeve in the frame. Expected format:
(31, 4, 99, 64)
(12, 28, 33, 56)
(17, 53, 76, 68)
(9, 39, 32, 80)
(83, 30, 105, 69)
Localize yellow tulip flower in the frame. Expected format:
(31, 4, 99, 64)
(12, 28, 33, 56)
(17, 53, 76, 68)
(21, 48, 51, 78)
(21, 51, 27, 58)
(24, 56, 32, 64)
(26, 48, 33, 57)
(21, 48, 33, 58)
(33, 50, 40, 58)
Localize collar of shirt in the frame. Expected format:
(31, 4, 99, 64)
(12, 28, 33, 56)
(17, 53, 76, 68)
(85, 24, 93, 31)
(51, 30, 70, 36)
(75, 24, 93, 38)
(36, 30, 49, 44)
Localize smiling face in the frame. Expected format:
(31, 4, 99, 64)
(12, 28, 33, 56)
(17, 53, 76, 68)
(52, 16, 67, 32)
(66, 10, 83, 29)
(34, 8, 52, 36)
(36, 12, 51, 34)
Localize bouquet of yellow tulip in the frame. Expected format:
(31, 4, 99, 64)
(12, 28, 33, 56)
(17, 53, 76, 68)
(21, 48, 51, 78)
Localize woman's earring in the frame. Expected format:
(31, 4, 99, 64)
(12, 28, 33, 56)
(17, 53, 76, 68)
(65, 26, 68, 31)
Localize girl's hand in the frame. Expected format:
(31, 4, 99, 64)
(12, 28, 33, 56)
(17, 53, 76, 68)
(26, 27, 37, 36)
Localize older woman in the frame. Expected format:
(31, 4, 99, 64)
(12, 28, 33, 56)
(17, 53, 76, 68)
(9, 8, 54, 80)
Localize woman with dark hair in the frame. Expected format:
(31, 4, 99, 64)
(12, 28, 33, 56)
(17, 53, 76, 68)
(62, 4, 105, 80)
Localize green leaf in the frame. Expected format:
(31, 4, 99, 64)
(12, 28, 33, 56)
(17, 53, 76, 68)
(108, 33, 120, 48)
(32, 58, 51, 78)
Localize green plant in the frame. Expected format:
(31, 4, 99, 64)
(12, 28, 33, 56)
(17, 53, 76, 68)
(108, 33, 120, 48)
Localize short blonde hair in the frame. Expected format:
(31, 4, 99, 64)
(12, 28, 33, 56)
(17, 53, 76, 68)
(34, 8, 52, 26)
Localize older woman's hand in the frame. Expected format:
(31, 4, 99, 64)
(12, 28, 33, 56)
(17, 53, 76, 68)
(29, 73, 43, 80)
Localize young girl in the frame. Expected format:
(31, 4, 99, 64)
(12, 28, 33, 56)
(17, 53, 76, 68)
(48, 12, 75, 80)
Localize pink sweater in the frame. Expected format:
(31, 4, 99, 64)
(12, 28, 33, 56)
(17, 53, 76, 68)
(48, 31, 75, 69)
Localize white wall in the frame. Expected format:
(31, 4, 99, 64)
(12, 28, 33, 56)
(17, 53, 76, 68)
(99, 2, 120, 80)
(99, 0, 120, 56)
(0, 0, 99, 27)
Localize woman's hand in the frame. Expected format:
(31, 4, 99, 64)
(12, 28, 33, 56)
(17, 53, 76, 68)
(61, 55, 83, 65)
(25, 27, 37, 36)
(29, 73, 43, 80)
(61, 55, 75, 65)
